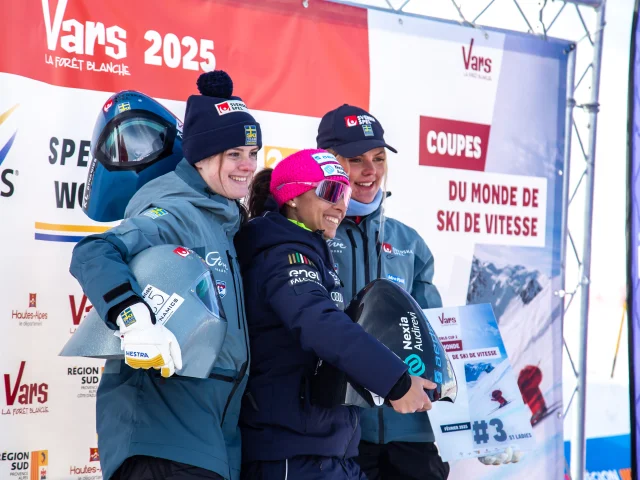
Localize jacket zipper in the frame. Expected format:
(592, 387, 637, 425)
(220, 250, 250, 425)
(375, 230, 382, 279)
(345, 229, 358, 299)
(361, 226, 370, 284)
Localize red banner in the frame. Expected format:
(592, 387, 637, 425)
(419, 115, 492, 172)
(1, 0, 369, 117)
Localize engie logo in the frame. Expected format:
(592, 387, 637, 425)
(0, 104, 20, 198)
(12, 293, 48, 327)
(1, 450, 48, 479)
(2, 362, 49, 416)
(405, 354, 425, 376)
(462, 38, 493, 79)
(419, 116, 491, 172)
(438, 313, 457, 325)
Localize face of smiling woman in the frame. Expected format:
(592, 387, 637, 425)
(285, 189, 348, 239)
(336, 147, 386, 204)
(195, 147, 259, 199)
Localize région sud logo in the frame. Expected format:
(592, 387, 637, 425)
(1, 450, 48, 480)
(2, 362, 49, 416)
(419, 116, 491, 172)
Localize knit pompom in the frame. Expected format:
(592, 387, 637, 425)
(196, 70, 233, 98)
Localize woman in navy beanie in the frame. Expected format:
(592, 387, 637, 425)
(70, 70, 260, 480)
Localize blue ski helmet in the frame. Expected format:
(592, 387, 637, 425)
(82, 91, 184, 222)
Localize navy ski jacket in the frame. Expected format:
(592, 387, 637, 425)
(235, 207, 408, 463)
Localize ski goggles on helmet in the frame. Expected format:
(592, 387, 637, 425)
(94, 110, 179, 173)
(280, 180, 352, 206)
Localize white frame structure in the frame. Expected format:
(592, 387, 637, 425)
(316, 1, 607, 479)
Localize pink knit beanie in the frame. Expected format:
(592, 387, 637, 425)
(270, 149, 350, 207)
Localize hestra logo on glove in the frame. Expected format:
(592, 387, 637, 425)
(215, 100, 248, 115)
(125, 351, 149, 358)
(119, 307, 136, 327)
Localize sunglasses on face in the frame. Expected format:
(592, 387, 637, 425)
(278, 180, 352, 207)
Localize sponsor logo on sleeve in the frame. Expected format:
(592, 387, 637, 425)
(386, 274, 405, 285)
(142, 207, 169, 219)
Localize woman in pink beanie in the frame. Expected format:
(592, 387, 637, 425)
(234, 149, 436, 479)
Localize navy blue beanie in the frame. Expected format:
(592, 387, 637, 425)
(182, 70, 262, 165)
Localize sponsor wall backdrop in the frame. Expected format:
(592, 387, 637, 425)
(0, 0, 569, 478)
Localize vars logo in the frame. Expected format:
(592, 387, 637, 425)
(462, 38, 493, 78)
(438, 313, 457, 325)
(3, 362, 49, 411)
(42, 0, 127, 59)
(69, 294, 93, 334)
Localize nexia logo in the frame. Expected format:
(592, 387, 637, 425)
(4, 362, 48, 406)
(438, 313, 457, 325)
(404, 354, 425, 376)
(0, 104, 19, 198)
(462, 39, 492, 74)
(42, 0, 127, 59)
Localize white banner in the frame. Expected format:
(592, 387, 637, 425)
(0, 1, 569, 478)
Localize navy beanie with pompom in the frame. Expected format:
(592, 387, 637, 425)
(182, 70, 262, 165)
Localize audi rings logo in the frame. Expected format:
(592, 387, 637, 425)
(404, 354, 426, 376)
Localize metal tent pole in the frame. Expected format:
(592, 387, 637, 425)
(560, 45, 577, 295)
(570, 2, 606, 479)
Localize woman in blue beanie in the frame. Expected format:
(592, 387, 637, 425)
(69, 71, 260, 480)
